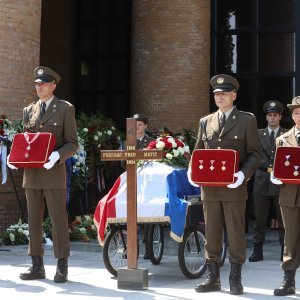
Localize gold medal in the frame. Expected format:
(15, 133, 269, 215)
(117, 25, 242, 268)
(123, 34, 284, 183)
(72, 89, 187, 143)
(221, 161, 226, 171)
(285, 161, 290, 166)
(285, 155, 291, 166)
(199, 160, 204, 170)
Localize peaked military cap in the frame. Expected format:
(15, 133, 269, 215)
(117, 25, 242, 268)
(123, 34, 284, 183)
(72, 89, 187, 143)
(287, 96, 300, 112)
(33, 66, 61, 84)
(263, 100, 284, 114)
(133, 113, 148, 124)
(210, 74, 239, 93)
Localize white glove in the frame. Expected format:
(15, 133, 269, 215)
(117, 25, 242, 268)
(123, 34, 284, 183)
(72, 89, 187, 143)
(227, 171, 245, 188)
(6, 154, 18, 170)
(270, 171, 283, 185)
(43, 151, 60, 170)
(187, 166, 199, 187)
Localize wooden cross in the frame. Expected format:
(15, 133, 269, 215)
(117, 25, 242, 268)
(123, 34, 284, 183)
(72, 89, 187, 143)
(100, 118, 162, 269)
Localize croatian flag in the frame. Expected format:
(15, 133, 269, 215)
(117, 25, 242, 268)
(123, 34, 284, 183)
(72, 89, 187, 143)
(94, 162, 200, 244)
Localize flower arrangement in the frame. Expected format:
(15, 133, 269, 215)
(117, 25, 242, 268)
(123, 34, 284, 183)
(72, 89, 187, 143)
(0, 115, 21, 145)
(146, 135, 190, 168)
(76, 112, 123, 160)
(70, 133, 89, 191)
(68, 215, 97, 241)
(1, 219, 46, 245)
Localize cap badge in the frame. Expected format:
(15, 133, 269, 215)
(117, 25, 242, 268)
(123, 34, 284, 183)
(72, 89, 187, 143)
(217, 77, 224, 84)
(37, 69, 43, 75)
(270, 102, 276, 107)
(296, 97, 300, 104)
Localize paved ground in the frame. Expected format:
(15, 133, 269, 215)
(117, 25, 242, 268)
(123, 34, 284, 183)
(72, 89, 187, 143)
(0, 223, 298, 299)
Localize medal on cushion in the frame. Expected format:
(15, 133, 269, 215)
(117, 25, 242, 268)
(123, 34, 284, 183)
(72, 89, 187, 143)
(294, 166, 299, 177)
(23, 132, 41, 158)
(209, 160, 215, 171)
(198, 160, 204, 170)
(221, 161, 226, 171)
(284, 155, 291, 166)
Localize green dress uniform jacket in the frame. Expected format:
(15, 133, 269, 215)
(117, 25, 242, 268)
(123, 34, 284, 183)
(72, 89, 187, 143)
(22, 96, 78, 189)
(194, 106, 261, 264)
(276, 127, 300, 270)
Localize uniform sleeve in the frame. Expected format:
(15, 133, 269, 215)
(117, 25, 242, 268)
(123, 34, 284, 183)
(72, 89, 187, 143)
(240, 116, 262, 180)
(57, 104, 78, 163)
(194, 118, 205, 150)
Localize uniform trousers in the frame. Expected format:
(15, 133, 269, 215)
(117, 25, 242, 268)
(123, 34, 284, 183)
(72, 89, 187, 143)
(281, 205, 300, 270)
(253, 194, 284, 243)
(25, 188, 70, 259)
(203, 200, 246, 264)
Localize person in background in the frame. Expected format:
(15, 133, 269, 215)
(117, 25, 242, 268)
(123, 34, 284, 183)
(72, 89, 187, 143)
(133, 113, 155, 259)
(271, 96, 300, 296)
(7, 66, 78, 283)
(188, 74, 261, 295)
(249, 100, 286, 262)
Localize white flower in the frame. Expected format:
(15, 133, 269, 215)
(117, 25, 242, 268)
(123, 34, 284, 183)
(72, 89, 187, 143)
(177, 147, 185, 155)
(166, 153, 173, 160)
(79, 227, 87, 234)
(83, 128, 88, 132)
(9, 233, 15, 242)
(111, 126, 115, 130)
(23, 230, 29, 236)
(94, 135, 99, 141)
(183, 145, 190, 153)
(172, 149, 179, 157)
(107, 130, 112, 136)
(156, 141, 165, 150)
(18, 228, 23, 233)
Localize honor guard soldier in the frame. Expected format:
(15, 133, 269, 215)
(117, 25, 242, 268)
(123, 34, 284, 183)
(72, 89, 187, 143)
(271, 96, 300, 296)
(7, 66, 78, 283)
(188, 74, 261, 295)
(249, 100, 286, 262)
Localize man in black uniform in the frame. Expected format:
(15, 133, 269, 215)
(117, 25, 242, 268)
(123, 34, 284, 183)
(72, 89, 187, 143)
(249, 100, 286, 262)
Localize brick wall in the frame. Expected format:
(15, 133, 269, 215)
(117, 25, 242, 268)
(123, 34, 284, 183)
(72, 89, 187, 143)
(131, 0, 211, 133)
(0, 0, 41, 232)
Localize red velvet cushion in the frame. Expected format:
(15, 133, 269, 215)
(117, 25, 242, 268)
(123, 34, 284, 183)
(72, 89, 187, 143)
(191, 149, 239, 186)
(9, 132, 56, 168)
(274, 146, 300, 184)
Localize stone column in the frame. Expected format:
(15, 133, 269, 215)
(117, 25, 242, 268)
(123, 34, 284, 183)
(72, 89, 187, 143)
(131, 0, 210, 132)
(0, 0, 41, 119)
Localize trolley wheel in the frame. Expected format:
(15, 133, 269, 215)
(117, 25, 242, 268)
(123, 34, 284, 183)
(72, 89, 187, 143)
(103, 227, 139, 277)
(178, 224, 207, 279)
(148, 224, 164, 265)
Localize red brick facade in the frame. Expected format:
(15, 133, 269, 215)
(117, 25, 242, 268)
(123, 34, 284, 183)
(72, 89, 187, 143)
(131, 0, 211, 132)
(0, 0, 41, 232)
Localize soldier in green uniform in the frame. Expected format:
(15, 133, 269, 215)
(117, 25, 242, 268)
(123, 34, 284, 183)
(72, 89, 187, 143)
(272, 96, 300, 296)
(133, 113, 155, 259)
(249, 100, 286, 262)
(188, 74, 261, 295)
(8, 66, 78, 283)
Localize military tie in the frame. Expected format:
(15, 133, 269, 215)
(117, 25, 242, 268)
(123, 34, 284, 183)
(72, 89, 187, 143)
(270, 130, 275, 146)
(220, 113, 226, 130)
(297, 132, 300, 146)
(41, 102, 46, 118)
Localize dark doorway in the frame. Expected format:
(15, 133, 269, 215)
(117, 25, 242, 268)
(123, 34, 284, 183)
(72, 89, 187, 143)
(75, 0, 132, 131)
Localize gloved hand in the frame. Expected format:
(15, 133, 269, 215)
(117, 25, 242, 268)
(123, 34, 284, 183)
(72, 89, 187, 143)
(43, 151, 60, 170)
(270, 171, 283, 185)
(187, 166, 199, 187)
(227, 171, 245, 188)
(6, 154, 18, 170)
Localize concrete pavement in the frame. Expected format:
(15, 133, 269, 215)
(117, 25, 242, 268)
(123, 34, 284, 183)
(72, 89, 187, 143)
(0, 224, 298, 300)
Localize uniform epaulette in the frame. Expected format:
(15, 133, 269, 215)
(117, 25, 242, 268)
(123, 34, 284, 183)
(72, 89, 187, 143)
(240, 111, 254, 117)
(60, 99, 73, 106)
